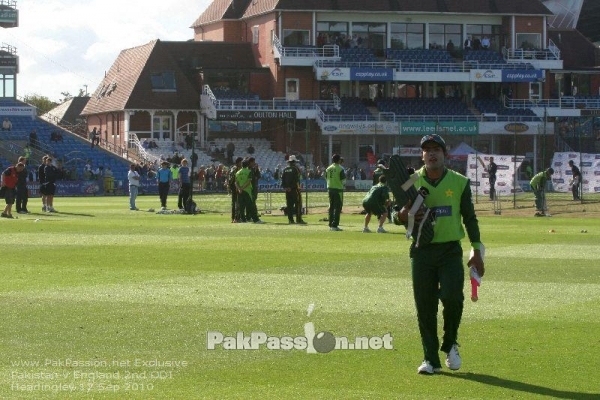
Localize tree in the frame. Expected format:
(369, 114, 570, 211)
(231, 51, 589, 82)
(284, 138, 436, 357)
(22, 94, 58, 116)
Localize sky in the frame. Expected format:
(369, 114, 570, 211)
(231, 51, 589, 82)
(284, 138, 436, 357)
(1, 0, 213, 102)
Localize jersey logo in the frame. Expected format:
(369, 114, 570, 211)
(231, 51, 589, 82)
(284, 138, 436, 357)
(433, 206, 452, 217)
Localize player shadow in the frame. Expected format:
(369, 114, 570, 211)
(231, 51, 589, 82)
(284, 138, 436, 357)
(443, 372, 597, 399)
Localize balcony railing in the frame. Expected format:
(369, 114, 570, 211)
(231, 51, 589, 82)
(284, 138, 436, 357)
(273, 34, 339, 59)
(505, 96, 600, 109)
(314, 59, 534, 71)
(503, 46, 559, 62)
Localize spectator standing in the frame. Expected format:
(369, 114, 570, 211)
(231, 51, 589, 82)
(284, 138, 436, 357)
(226, 142, 235, 165)
(1, 162, 25, 218)
(43, 156, 59, 212)
(15, 156, 29, 214)
(325, 154, 345, 231)
(177, 159, 191, 210)
(90, 127, 99, 148)
(128, 164, 141, 210)
(281, 155, 306, 224)
(38, 155, 49, 212)
(156, 161, 172, 210)
(478, 156, 498, 200)
(568, 160, 581, 200)
(29, 129, 39, 150)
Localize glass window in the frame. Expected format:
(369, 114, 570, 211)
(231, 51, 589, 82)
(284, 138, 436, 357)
(467, 25, 502, 51)
(0, 74, 15, 98)
(391, 23, 424, 49)
(317, 22, 348, 46)
(352, 22, 386, 50)
(150, 72, 176, 91)
(429, 23, 461, 50)
(283, 29, 310, 46)
(517, 33, 541, 50)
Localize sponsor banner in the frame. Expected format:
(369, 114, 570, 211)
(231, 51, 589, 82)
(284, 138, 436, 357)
(258, 179, 326, 192)
(0, 9, 18, 23)
(26, 180, 181, 196)
(580, 109, 600, 116)
(216, 110, 296, 120)
(353, 180, 373, 190)
(502, 70, 543, 82)
(0, 57, 18, 67)
(392, 147, 422, 157)
(0, 106, 36, 116)
(322, 121, 398, 135)
(26, 179, 328, 196)
(400, 121, 477, 135)
(316, 67, 350, 81)
(478, 121, 552, 135)
(470, 69, 502, 82)
(551, 152, 600, 194)
(350, 68, 394, 81)
(467, 154, 525, 196)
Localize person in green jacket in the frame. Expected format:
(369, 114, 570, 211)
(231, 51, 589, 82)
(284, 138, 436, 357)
(325, 154, 345, 231)
(530, 168, 554, 216)
(396, 134, 484, 375)
(235, 158, 264, 224)
(362, 175, 390, 233)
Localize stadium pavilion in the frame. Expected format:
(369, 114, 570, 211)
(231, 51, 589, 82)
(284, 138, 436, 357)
(76, 0, 600, 175)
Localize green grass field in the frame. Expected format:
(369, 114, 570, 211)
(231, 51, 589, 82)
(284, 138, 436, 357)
(2, 192, 600, 399)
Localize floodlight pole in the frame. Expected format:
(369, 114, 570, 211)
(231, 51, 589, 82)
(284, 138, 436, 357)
(305, 117, 309, 214)
(579, 120, 583, 203)
(513, 122, 517, 208)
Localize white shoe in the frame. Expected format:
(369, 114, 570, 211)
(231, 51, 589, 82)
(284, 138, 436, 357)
(445, 343, 461, 370)
(377, 227, 387, 233)
(417, 360, 441, 375)
(362, 227, 371, 233)
(330, 226, 342, 231)
(161, 207, 167, 211)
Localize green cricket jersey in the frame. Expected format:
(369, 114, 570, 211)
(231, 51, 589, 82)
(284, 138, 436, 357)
(326, 163, 345, 190)
(530, 171, 547, 191)
(362, 183, 389, 209)
(236, 167, 252, 196)
(415, 167, 481, 248)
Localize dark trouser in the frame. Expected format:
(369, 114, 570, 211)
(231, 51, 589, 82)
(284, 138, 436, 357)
(178, 183, 191, 209)
(572, 181, 580, 200)
(231, 190, 239, 221)
(489, 176, 496, 200)
(158, 182, 170, 208)
(534, 189, 545, 211)
(238, 191, 258, 222)
(411, 241, 464, 368)
(285, 188, 299, 222)
(16, 185, 28, 212)
(328, 189, 342, 227)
